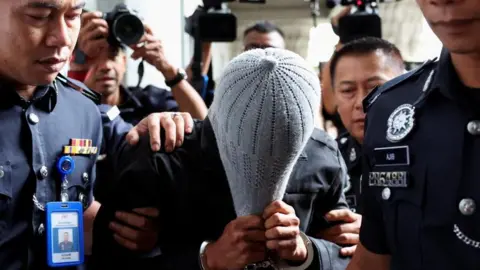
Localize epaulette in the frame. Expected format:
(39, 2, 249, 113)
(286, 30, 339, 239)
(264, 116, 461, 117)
(56, 73, 102, 105)
(362, 58, 437, 112)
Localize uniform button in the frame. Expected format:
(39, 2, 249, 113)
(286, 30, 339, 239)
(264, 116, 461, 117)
(39, 166, 48, 179)
(0, 166, 4, 178)
(28, 113, 39, 125)
(467, 121, 480, 135)
(82, 172, 89, 184)
(79, 193, 87, 209)
(38, 223, 45, 236)
(459, 198, 476, 216)
(381, 187, 391, 200)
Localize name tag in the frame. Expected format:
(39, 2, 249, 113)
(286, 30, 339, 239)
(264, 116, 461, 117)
(368, 171, 409, 187)
(373, 146, 410, 167)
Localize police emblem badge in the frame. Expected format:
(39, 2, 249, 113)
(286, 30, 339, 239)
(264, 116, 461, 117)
(386, 104, 415, 143)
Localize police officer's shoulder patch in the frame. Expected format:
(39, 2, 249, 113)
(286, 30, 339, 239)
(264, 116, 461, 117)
(56, 74, 101, 105)
(363, 58, 437, 112)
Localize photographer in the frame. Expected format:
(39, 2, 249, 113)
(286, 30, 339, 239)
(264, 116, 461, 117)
(74, 11, 208, 123)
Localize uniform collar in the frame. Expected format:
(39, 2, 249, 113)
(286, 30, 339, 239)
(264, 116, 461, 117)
(431, 48, 466, 101)
(0, 80, 57, 112)
(431, 48, 480, 114)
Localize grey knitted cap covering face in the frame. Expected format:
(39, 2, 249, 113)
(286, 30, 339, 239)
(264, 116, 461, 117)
(208, 48, 321, 217)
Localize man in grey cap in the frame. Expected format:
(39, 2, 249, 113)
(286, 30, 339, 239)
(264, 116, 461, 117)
(92, 48, 350, 270)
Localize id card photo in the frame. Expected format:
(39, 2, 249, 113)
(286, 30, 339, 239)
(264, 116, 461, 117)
(50, 212, 80, 264)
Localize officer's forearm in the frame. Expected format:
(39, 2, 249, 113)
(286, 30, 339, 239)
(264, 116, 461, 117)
(84, 200, 101, 255)
(170, 80, 208, 120)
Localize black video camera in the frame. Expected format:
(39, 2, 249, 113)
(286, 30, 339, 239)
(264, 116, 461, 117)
(328, 0, 383, 43)
(185, 0, 265, 42)
(103, 4, 145, 46)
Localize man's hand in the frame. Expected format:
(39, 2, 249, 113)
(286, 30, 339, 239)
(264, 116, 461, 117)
(79, 11, 109, 58)
(109, 208, 159, 251)
(263, 201, 307, 263)
(204, 216, 267, 270)
(130, 25, 175, 79)
(126, 112, 194, 152)
(316, 209, 362, 256)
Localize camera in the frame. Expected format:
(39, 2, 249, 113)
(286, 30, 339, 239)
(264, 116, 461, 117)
(327, 0, 383, 43)
(103, 4, 145, 46)
(185, 0, 266, 42)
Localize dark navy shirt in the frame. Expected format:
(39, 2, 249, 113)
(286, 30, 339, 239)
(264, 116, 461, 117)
(337, 133, 362, 213)
(0, 79, 102, 269)
(117, 85, 178, 126)
(94, 85, 178, 203)
(360, 48, 480, 270)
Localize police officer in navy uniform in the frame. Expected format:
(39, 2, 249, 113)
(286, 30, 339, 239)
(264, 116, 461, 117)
(317, 37, 406, 257)
(347, 0, 480, 269)
(330, 37, 406, 213)
(0, 1, 102, 268)
(0, 1, 191, 268)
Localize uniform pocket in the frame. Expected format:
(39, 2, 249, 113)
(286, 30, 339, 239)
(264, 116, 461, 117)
(372, 164, 426, 264)
(66, 156, 94, 209)
(0, 165, 12, 213)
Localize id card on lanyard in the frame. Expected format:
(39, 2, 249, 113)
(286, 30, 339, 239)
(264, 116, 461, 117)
(46, 155, 84, 267)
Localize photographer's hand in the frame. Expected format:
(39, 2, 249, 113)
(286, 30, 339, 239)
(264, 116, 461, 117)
(79, 11, 110, 58)
(130, 24, 176, 80)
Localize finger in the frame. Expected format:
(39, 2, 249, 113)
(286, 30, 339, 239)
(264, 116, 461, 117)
(143, 24, 154, 35)
(131, 46, 146, 60)
(132, 207, 160, 218)
(110, 222, 140, 242)
(83, 25, 109, 41)
(265, 226, 299, 240)
(113, 233, 139, 251)
(160, 114, 177, 152)
(333, 233, 359, 245)
(264, 213, 299, 230)
(81, 11, 103, 25)
(181, 112, 194, 133)
(340, 245, 357, 257)
(126, 126, 140, 146)
(324, 223, 360, 236)
(137, 32, 156, 44)
(266, 238, 297, 251)
(263, 200, 295, 220)
(115, 211, 151, 230)
(173, 114, 185, 146)
(235, 215, 264, 230)
(325, 209, 357, 223)
(82, 18, 109, 33)
(147, 114, 161, 152)
(243, 229, 267, 243)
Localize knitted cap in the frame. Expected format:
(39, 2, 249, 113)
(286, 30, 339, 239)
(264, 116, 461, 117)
(208, 48, 321, 217)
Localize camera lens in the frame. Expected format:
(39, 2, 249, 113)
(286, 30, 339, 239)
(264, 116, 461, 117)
(112, 13, 145, 45)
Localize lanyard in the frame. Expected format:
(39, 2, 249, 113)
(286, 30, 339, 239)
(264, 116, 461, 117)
(56, 156, 75, 202)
